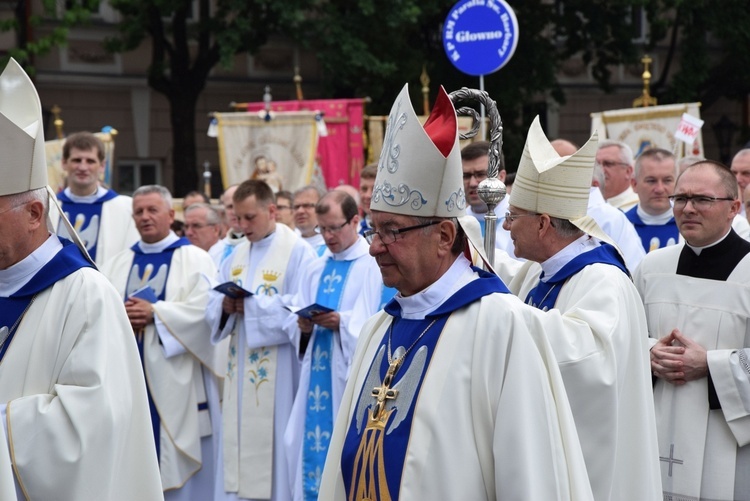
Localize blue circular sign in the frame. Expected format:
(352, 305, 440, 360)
(443, 0, 519, 76)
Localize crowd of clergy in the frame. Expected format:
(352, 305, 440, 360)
(2, 55, 750, 501)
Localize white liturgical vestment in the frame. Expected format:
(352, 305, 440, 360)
(206, 223, 316, 501)
(282, 237, 383, 501)
(103, 235, 225, 498)
(635, 236, 750, 501)
(0, 235, 163, 500)
(320, 257, 593, 500)
(508, 237, 662, 501)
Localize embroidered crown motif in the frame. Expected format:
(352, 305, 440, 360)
(262, 269, 282, 282)
(231, 265, 245, 279)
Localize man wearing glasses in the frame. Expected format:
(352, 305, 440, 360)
(461, 141, 518, 259)
(184, 202, 224, 267)
(504, 117, 661, 500)
(635, 160, 750, 501)
(596, 139, 640, 211)
(293, 185, 326, 255)
(319, 85, 592, 500)
(282, 190, 383, 501)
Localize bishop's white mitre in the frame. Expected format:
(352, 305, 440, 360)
(0, 58, 47, 197)
(371, 84, 466, 218)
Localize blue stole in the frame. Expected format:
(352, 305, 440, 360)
(625, 206, 678, 253)
(0, 238, 93, 362)
(303, 258, 354, 500)
(525, 243, 628, 312)
(58, 189, 118, 262)
(128, 237, 191, 460)
(316, 244, 327, 257)
(341, 268, 509, 500)
(358, 218, 370, 236)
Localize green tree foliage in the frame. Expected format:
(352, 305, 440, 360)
(0, 0, 98, 73)
(104, 0, 305, 195)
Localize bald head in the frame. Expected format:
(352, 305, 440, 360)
(551, 139, 579, 157)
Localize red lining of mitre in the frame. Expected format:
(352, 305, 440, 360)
(423, 86, 456, 158)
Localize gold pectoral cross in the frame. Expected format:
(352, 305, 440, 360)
(370, 359, 402, 425)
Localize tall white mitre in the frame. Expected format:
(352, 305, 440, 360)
(510, 115, 617, 247)
(0, 58, 47, 197)
(371, 83, 465, 218)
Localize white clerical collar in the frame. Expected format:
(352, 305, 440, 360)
(685, 228, 732, 256)
(63, 185, 107, 203)
(0, 234, 60, 296)
(636, 205, 673, 225)
(607, 186, 638, 207)
(395, 254, 476, 320)
(541, 234, 600, 283)
(251, 227, 277, 249)
(329, 236, 369, 261)
(139, 231, 180, 254)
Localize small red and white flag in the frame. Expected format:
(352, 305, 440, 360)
(674, 113, 704, 145)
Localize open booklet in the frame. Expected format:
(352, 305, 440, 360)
(213, 281, 254, 299)
(285, 303, 334, 319)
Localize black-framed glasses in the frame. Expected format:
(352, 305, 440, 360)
(462, 170, 488, 181)
(293, 202, 316, 211)
(316, 215, 354, 235)
(668, 194, 735, 210)
(504, 211, 539, 223)
(364, 220, 440, 245)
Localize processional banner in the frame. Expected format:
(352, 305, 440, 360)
(591, 103, 704, 159)
(236, 99, 366, 188)
(214, 111, 319, 193)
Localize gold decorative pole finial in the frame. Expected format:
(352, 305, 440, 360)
(294, 66, 304, 101)
(51, 104, 64, 139)
(633, 54, 657, 108)
(420, 65, 430, 116)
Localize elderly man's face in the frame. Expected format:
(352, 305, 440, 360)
(184, 206, 221, 252)
(368, 211, 443, 296)
(133, 193, 174, 244)
(502, 205, 543, 262)
(596, 145, 633, 200)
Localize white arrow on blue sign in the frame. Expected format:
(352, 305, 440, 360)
(443, 0, 519, 76)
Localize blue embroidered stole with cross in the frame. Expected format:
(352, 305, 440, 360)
(0, 238, 93, 362)
(341, 268, 509, 500)
(302, 258, 354, 500)
(127, 237, 191, 460)
(525, 243, 628, 311)
(58, 189, 118, 262)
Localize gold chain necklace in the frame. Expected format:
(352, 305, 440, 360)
(387, 318, 438, 371)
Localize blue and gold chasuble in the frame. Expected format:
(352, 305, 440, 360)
(341, 268, 508, 500)
(625, 206, 678, 253)
(58, 189, 118, 262)
(525, 243, 628, 312)
(126, 237, 191, 459)
(303, 258, 354, 500)
(0, 238, 92, 362)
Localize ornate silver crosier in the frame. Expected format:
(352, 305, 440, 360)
(448, 88, 506, 269)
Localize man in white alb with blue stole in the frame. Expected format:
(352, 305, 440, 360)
(501, 117, 661, 500)
(103, 184, 226, 500)
(0, 58, 163, 500)
(53, 131, 139, 267)
(319, 84, 592, 500)
(281, 190, 382, 501)
(206, 179, 316, 501)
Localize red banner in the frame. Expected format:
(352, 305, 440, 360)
(239, 99, 366, 189)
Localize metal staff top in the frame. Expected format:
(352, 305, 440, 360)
(449, 87, 506, 269)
